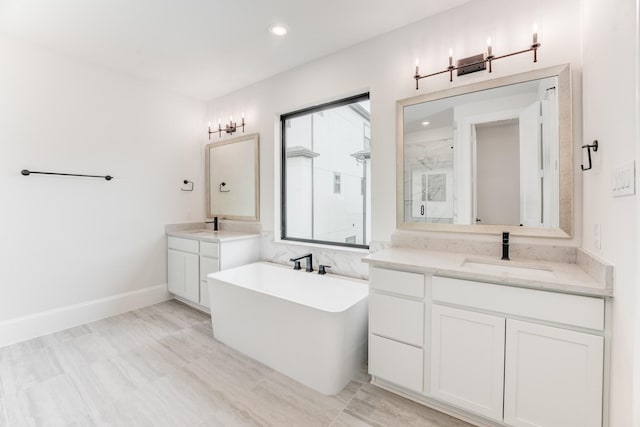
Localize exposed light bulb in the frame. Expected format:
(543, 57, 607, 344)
(269, 24, 288, 36)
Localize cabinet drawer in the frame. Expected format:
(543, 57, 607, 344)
(432, 276, 605, 330)
(200, 282, 210, 308)
(369, 335, 423, 392)
(370, 266, 424, 298)
(200, 256, 220, 282)
(370, 293, 424, 346)
(168, 236, 199, 253)
(200, 241, 219, 258)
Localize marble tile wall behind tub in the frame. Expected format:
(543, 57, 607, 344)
(260, 233, 374, 280)
(391, 230, 577, 263)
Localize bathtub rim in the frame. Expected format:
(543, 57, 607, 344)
(207, 261, 369, 314)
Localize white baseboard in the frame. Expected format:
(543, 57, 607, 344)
(0, 284, 171, 348)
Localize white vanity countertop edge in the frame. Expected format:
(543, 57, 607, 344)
(363, 247, 613, 298)
(167, 229, 261, 243)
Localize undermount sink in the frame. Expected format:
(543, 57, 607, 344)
(184, 229, 215, 234)
(462, 257, 556, 280)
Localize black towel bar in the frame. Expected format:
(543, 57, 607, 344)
(21, 169, 113, 180)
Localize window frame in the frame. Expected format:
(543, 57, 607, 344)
(280, 92, 370, 250)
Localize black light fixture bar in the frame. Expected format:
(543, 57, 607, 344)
(414, 31, 541, 90)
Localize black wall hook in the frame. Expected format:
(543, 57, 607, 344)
(581, 140, 599, 171)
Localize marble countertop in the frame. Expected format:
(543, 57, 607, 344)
(363, 247, 612, 298)
(167, 229, 261, 243)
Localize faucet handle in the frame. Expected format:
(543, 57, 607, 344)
(290, 259, 301, 270)
(318, 265, 331, 275)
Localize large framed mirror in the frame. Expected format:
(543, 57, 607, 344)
(206, 133, 259, 221)
(397, 64, 572, 238)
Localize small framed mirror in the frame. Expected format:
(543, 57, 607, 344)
(397, 64, 572, 238)
(206, 133, 259, 221)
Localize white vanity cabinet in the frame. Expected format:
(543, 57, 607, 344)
(367, 265, 607, 427)
(431, 276, 604, 427)
(167, 234, 259, 308)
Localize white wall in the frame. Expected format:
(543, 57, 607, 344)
(0, 35, 206, 324)
(581, 1, 639, 425)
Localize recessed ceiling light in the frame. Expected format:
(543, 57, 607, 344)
(269, 24, 288, 36)
(422, 121, 430, 126)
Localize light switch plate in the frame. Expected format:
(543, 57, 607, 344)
(612, 161, 635, 197)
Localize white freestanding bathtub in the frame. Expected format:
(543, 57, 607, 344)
(207, 262, 368, 395)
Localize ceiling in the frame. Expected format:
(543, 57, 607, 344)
(0, 0, 472, 100)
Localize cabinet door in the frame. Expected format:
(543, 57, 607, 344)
(430, 304, 505, 421)
(168, 249, 185, 297)
(504, 319, 603, 427)
(183, 252, 199, 302)
(167, 249, 199, 303)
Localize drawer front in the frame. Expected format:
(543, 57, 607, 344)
(370, 266, 424, 298)
(370, 293, 424, 346)
(167, 236, 199, 253)
(200, 256, 220, 282)
(200, 282, 210, 308)
(432, 276, 605, 330)
(200, 241, 219, 258)
(369, 334, 423, 392)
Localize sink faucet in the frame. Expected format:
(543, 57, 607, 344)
(290, 253, 313, 272)
(501, 232, 510, 261)
(205, 217, 219, 231)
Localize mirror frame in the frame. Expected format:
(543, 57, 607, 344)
(396, 64, 572, 238)
(206, 132, 260, 221)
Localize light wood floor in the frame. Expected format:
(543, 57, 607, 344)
(0, 300, 471, 426)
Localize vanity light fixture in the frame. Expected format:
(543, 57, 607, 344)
(208, 114, 246, 139)
(413, 25, 541, 90)
(421, 121, 431, 126)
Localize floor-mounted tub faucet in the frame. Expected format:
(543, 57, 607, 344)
(502, 232, 510, 261)
(290, 253, 313, 272)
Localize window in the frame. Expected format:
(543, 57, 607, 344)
(333, 172, 341, 194)
(281, 93, 370, 248)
